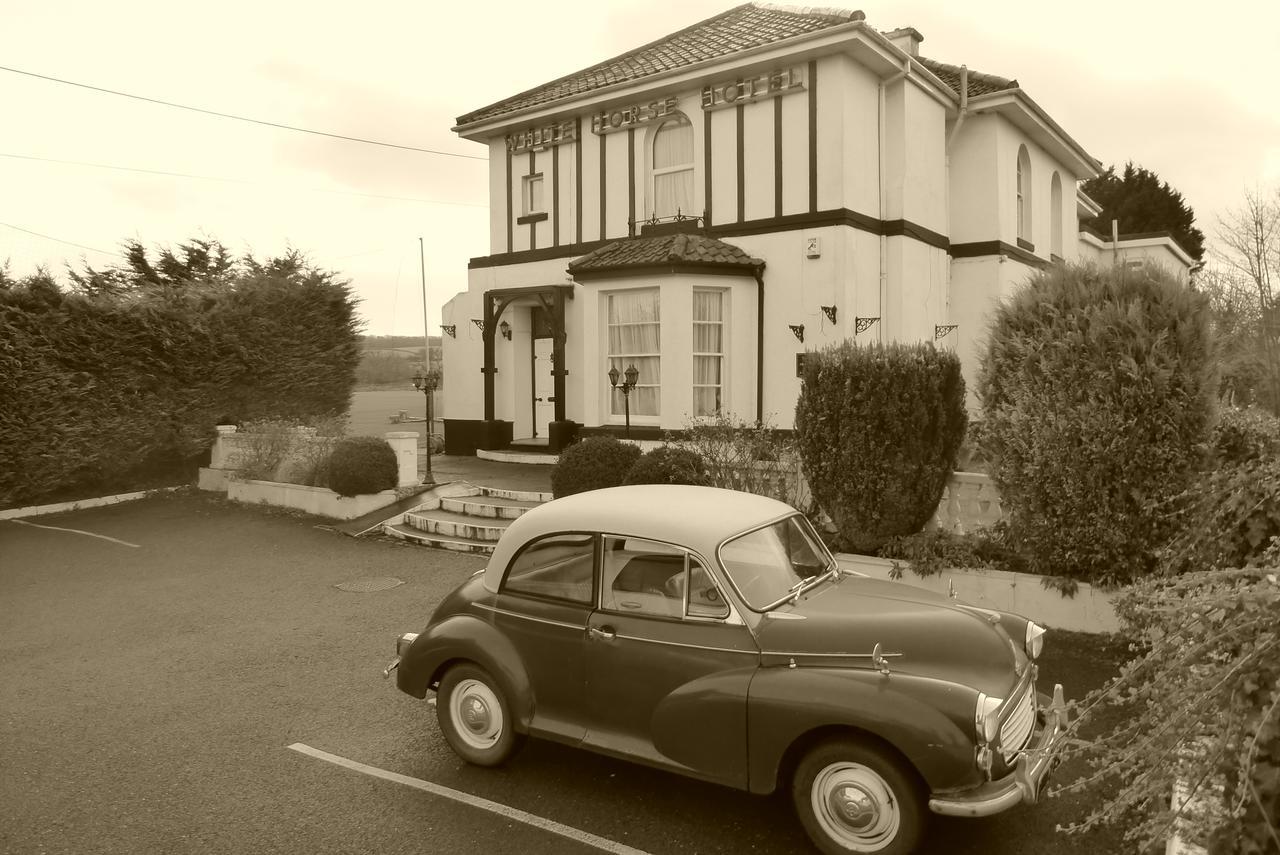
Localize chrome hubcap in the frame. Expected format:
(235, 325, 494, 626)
(811, 762, 900, 852)
(450, 679, 503, 751)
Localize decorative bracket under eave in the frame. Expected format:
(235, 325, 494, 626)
(855, 316, 880, 335)
(788, 324, 805, 343)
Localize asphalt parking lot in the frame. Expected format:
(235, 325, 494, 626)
(0, 492, 1126, 854)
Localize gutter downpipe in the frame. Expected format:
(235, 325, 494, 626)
(755, 263, 765, 425)
(878, 59, 909, 346)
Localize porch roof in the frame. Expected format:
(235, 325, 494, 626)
(567, 233, 764, 280)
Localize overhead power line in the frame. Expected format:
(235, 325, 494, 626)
(0, 64, 488, 161)
(0, 221, 123, 257)
(0, 152, 488, 209)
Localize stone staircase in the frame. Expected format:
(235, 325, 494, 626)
(381, 484, 552, 554)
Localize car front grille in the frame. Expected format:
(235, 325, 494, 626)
(1000, 682, 1036, 761)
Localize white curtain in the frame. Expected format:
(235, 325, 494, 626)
(692, 291, 722, 416)
(652, 118, 694, 219)
(608, 290, 660, 416)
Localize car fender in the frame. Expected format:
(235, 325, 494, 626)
(747, 667, 980, 795)
(397, 613, 535, 729)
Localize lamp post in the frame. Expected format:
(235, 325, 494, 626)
(412, 369, 439, 477)
(607, 363, 639, 440)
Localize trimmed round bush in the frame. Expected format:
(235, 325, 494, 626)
(623, 446, 710, 487)
(795, 341, 967, 553)
(327, 436, 398, 497)
(978, 262, 1216, 586)
(551, 436, 642, 498)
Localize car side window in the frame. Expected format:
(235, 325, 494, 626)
(502, 533, 595, 605)
(601, 536, 686, 618)
(601, 537, 729, 621)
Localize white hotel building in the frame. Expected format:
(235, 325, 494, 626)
(439, 3, 1192, 454)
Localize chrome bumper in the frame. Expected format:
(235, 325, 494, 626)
(928, 683, 1070, 818)
(382, 632, 419, 680)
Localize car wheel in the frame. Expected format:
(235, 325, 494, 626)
(436, 663, 524, 767)
(792, 739, 924, 855)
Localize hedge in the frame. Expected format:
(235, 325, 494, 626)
(794, 341, 967, 553)
(0, 247, 361, 506)
(977, 262, 1216, 586)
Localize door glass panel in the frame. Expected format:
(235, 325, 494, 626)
(601, 536, 685, 618)
(503, 533, 595, 604)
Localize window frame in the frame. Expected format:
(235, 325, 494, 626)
(1016, 146, 1032, 245)
(691, 288, 725, 418)
(522, 172, 545, 217)
(648, 114, 695, 220)
(605, 288, 661, 422)
(500, 531, 598, 607)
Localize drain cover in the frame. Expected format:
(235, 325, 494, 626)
(335, 576, 404, 593)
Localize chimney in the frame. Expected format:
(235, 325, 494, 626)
(884, 26, 923, 57)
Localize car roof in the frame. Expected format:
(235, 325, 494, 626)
(482, 485, 798, 592)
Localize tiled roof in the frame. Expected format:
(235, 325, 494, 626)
(916, 57, 1016, 98)
(568, 233, 763, 275)
(455, 3, 864, 128)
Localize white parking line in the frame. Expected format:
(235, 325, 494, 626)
(7, 519, 140, 548)
(287, 743, 653, 855)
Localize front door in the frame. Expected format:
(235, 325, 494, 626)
(583, 535, 758, 788)
(532, 337, 554, 438)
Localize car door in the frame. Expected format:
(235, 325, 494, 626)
(583, 535, 758, 788)
(491, 531, 596, 745)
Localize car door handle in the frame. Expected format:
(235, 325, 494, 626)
(587, 625, 616, 641)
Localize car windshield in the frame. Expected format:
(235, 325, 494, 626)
(718, 514, 836, 611)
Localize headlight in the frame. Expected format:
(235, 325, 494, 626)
(975, 693, 1002, 744)
(1025, 622, 1046, 660)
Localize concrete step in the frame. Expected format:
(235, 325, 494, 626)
(383, 523, 496, 555)
(478, 485, 554, 504)
(441, 494, 542, 520)
(404, 509, 509, 542)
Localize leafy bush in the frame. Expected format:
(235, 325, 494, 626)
(978, 263, 1216, 586)
(670, 413, 807, 507)
(1057, 552, 1280, 853)
(1212, 406, 1280, 465)
(794, 341, 967, 553)
(0, 242, 361, 507)
(551, 436, 642, 498)
(1163, 455, 1280, 577)
(879, 523, 1027, 580)
(327, 437, 397, 497)
(623, 446, 710, 487)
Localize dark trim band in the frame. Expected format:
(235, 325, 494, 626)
(736, 103, 745, 223)
(571, 263, 763, 282)
(516, 212, 548, 225)
(808, 59, 817, 213)
(951, 240, 1047, 269)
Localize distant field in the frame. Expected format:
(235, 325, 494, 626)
(347, 389, 441, 441)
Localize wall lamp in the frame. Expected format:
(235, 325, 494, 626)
(499, 320, 512, 340)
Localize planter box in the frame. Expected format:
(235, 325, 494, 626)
(835, 552, 1120, 634)
(226, 478, 400, 520)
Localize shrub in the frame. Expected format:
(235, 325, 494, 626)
(1163, 455, 1280, 576)
(236, 418, 302, 481)
(794, 341, 967, 553)
(327, 437, 397, 497)
(879, 523, 1027, 580)
(671, 413, 807, 507)
(623, 446, 710, 487)
(1057, 553, 1280, 853)
(977, 263, 1216, 586)
(1211, 405, 1280, 465)
(551, 436, 642, 498)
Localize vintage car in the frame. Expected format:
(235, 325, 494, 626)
(385, 485, 1068, 855)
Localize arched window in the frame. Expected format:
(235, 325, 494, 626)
(1050, 171, 1063, 258)
(1016, 145, 1032, 244)
(651, 115, 694, 219)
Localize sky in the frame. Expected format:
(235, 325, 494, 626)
(3, 0, 1277, 336)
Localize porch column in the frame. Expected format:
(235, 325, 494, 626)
(482, 293, 496, 421)
(552, 287, 567, 423)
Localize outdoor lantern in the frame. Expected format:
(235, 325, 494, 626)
(624, 364, 638, 388)
(608, 365, 620, 387)
(499, 320, 511, 340)
(607, 363, 640, 440)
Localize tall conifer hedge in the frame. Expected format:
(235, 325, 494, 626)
(794, 341, 967, 552)
(0, 244, 361, 506)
